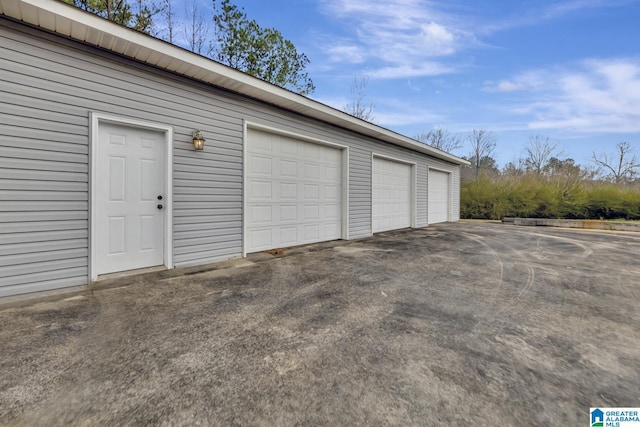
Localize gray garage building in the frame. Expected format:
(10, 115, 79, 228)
(0, 0, 467, 298)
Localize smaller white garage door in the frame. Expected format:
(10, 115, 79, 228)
(428, 169, 450, 224)
(372, 157, 412, 233)
(245, 129, 343, 253)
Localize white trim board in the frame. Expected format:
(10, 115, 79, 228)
(89, 112, 174, 281)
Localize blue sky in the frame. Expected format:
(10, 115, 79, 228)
(176, 0, 640, 167)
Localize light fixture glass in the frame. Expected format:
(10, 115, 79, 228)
(192, 129, 206, 150)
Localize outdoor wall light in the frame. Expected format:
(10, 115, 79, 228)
(192, 129, 206, 151)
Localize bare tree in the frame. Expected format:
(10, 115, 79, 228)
(502, 159, 525, 177)
(592, 141, 640, 185)
(524, 135, 561, 174)
(160, 0, 175, 43)
(343, 76, 375, 122)
(183, 0, 209, 54)
(467, 129, 497, 181)
(415, 126, 462, 153)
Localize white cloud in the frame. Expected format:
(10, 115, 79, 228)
(317, 0, 475, 79)
(543, 0, 640, 18)
(311, 95, 351, 111)
(483, 80, 527, 93)
(483, 72, 545, 92)
(494, 81, 525, 92)
(373, 98, 444, 126)
(420, 22, 455, 52)
(313, 93, 442, 127)
(325, 44, 366, 64)
(316, 0, 639, 81)
(493, 58, 640, 133)
(368, 63, 454, 79)
(478, 0, 640, 35)
(375, 107, 443, 127)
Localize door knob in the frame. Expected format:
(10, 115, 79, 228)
(157, 204, 163, 210)
(157, 195, 163, 200)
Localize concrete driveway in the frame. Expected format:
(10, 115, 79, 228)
(1, 223, 639, 426)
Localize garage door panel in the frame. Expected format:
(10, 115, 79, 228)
(372, 157, 412, 233)
(302, 163, 317, 179)
(250, 133, 272, 152)
(322, 204, 339, 219)
(304, 225, 319, 240)
(281, 139, 298, 156)
(280, 182, 297, 199)
(280, 227, 297, 245)
(324, 184, 339, 199)
(280, 159, 298, 177)
(327, 149, 342, 163)
(247, 205, 271, 225)
(304, 183, 319, 200)
(249, 228, 272, 250)
(249, 180, 272, 199)
(280, 205, 297, 222)
(325, 165, 339, 182)
(324, 223, 340, 237)
(303, 144, 317, 158)
(246, 130, 342, 252)
(249, 154, 272, 176)
(304, 204, 319, 220)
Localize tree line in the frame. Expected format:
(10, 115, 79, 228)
(63, 0, 314, 95)
(448, 133, 640, 220)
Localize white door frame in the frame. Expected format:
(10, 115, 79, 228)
(427, 166, 452, 224)
(89, 112, 173, 281)
(242, 121, 349, 257)
(371, 153, 417, 234)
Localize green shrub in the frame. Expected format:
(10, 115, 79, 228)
(461, 174, 640, 220)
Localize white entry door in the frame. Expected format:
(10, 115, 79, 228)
(245, 129, 342, 253)
(428, 169, 450, 224)
(95, 122, 166, 275)
(372, 157, 412, 232)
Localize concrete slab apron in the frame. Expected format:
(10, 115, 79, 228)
(1, 223, 639, 426)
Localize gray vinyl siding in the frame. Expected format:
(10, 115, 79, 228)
(0, 17, 461, 297)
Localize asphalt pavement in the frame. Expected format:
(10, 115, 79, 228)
(1, 223, 639, 426)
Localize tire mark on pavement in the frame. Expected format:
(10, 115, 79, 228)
(615, 273, 638, 300)
(529, 232, 594, 258)
(459, 232, 505, 305)
(460, 232, 535, 319)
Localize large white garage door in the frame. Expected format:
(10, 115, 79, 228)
(428, 169, 450, 224)
(372, 157, 412, 233)
(245, 129, 342, 253)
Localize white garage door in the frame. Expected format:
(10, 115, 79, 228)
(245, 129, 342, 253)
(428, 169, 450, 224)
(372, 157, 412, 233)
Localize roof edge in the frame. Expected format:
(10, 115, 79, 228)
(0, 0, 469, 166)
